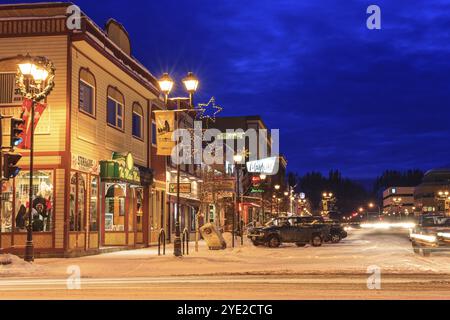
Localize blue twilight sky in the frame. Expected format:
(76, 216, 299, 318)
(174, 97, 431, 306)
(3, 0, 450, 178)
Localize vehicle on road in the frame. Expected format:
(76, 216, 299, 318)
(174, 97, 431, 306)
(295, 216, 347, 243)
(247, 216, 330, 248)
(410, 214, 450, 256)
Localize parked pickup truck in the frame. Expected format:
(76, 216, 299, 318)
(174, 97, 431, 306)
(247, 216, 330, 248)
(410, 214, 450, 256)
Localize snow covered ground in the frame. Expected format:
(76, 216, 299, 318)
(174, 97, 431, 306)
(2, 227, 450, 279)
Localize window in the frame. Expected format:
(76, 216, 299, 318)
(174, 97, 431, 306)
(69, 173, 86, 232)
(132, 102, 144, 139)
(151, 121, 157, 146)
(79, 68, 96, 116)
(0, 73, 20, 105)
(90, 176, 99, 231)
(1, 181, 13, 232)
(105, 183, 126, 231)
(106, 87, 124, 130)
(15, 170, 54, 232)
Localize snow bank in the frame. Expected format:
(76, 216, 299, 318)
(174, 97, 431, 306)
(0, 254, 45, 277)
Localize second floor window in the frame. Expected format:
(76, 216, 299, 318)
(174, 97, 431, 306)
(132, 103, 143, 139)
(107, 86, 124, 130)
(79, 68, 96, 116)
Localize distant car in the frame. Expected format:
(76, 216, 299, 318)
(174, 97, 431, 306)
(247, 216, 330, 248)
(410, 215, 450, 256)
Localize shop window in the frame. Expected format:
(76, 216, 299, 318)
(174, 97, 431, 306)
(151, 121, 157, 146)
(132, 102, 144, 139)
(70, 173, 87, 232)
(136, 189, 143, 232)
(107, 86, 124, 130)
(105, 183, 126, 231)
(79, 68, 96, 116)
(15, 170, 53, 232)
(90, 176, 99, 231)
(190, 207, 196, 232)
(1, 181, 14, 232)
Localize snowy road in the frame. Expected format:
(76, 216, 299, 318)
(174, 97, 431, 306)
(1, 228, 450, 299)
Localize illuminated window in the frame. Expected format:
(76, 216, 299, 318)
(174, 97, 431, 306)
(107, 87, 124, 130)
(79, 68, 96, 116)
(132, 102, 144, 139)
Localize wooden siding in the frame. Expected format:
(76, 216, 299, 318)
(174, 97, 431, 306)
(71, 42, 154, 167)
(0, 35, 68, 152)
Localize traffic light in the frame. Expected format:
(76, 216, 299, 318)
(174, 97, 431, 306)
(3, 152, 22, 179)
(10, 117, 25, 148)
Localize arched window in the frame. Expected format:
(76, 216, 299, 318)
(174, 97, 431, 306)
(132, 102, 144, 139)
(107, 86, 124, 130)
(79, 68, 96, 116)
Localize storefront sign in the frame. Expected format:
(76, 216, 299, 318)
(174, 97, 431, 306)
(169, 183, 192, 194)
(100, 152, 140, 184)
(246, 156, 279, 175)
(72, 154, 99, 174)
(154, 110, 175, 156)
(216, 132, 245, 140)
(250, 187, 265, 193)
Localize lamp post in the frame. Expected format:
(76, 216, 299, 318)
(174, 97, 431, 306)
(322, 192, 334, 216)
(259, 174, 266, 224)
(273, 184, 280, 216)
(233, 153, 243, 246)
(158, 71, 199, 257)
(392, 197, 402, 219)
(16, 55, 55, 262)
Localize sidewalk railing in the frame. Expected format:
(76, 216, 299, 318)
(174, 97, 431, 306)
(158, 229, 166, 256)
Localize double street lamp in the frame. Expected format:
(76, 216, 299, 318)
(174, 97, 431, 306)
(16, 54, 55, 262)
(158, 72, 199, 257)
(437, 190, 450, 215)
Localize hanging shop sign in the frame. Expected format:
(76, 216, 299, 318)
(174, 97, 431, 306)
(154, 110, 175, 156)
(169, 183, 192, 194)
(99, 152, 140, 184)
(72, 154, 99, 174)
(246, 156, 279, 175)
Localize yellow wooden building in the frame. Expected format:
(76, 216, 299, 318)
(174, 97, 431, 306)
(0, 2, 168, 256)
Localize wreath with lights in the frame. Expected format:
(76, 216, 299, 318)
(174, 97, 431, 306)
(16, 56, 56, 102)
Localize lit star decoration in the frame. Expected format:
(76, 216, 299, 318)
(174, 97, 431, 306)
(196, 96, 222, 123)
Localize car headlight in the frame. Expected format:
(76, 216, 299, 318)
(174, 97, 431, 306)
(410, 233, 437, 243)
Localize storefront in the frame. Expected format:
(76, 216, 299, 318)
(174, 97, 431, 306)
(0, 169, 56, 252)
(166, 170, 201, 240)
(99, 152, 152, 248)
(69, 154, 100, 252)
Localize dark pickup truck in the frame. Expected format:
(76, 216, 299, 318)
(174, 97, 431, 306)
(410, 215, 450, 256)
(247, 216, 330, 248)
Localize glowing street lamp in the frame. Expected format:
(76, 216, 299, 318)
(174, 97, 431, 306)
(157, 71, 199, 257)
(16, 54, 55, 263)
(157, 73, 174, 104)
(182, 72, 199, 106)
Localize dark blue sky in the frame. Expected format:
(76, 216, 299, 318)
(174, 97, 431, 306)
(5, 0, 450, 178)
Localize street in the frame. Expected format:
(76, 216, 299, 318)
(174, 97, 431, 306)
(1, 228, 450, 299)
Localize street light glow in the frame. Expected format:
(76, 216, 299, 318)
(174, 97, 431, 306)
(158, 72, 174, 95)
(182, 72, 199, 93)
